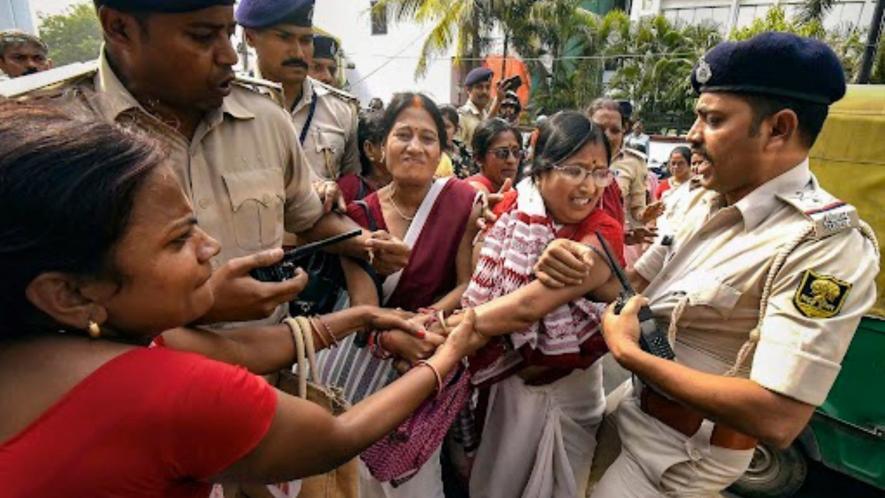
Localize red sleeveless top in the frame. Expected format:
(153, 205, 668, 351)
(0, 347, 276, 498)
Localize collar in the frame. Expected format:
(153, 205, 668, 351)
(291, 77, 318, 114)
(95, 48, 144, 121)
(733, 158, 812, 231)
(97, 47, 252, 124)
(463, 99, 484, 117)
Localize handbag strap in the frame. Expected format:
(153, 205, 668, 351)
(284, 317, 308, 398)
(354, 199, 377, 232)
(295, 316, 322, 382)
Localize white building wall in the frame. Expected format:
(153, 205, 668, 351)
(314, 0, 457, 107)
(631, 0, 877, 32)
(0, 0, 34, 32)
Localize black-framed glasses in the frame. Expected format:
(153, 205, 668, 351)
(552, 164, 614, 187)
(488, 147, 526, 160)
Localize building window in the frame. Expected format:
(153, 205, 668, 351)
(371, 1, 388, 35)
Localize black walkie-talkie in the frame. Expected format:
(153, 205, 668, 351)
(594, 231, 676, 360)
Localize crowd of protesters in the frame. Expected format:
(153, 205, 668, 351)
(0, 1, 880, 498)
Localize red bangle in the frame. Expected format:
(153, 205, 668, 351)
(369, 331, 394, 360)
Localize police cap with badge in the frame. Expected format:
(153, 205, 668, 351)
(94, 0, 235, 12)
(314, 35, 339, 61)
(236, 0, 315, 29)
(464, 67, 493, 88)
(691, 31, 846, 105)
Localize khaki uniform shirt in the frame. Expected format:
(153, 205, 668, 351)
(457, 99, 486, 151)
(611, 149, 649, 228)
(2, 52, 325, 323)
(634, 160, 879, 406)
(291, 77, 360, 180)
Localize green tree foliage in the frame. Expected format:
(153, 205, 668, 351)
(38, 3, 102, 67)
(605, 14, 721, 133)
(373, 0, 495, 77)
(731, 6, 867, 82)
(501, 0, 620, 113)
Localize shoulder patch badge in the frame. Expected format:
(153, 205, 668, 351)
(793, 270, 852, 319)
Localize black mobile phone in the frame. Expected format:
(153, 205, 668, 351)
(249, 229, 362, 282)
(503, 75, 522, 92)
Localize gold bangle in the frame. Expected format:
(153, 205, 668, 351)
(416, 359, 443, 396)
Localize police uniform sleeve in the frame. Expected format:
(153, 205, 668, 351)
(282, 119, 325, 233)
(750, 229, 879, 406)
(340, 105, 361, 176)
(633, 242, 669, 282)
(611, 158, 636, 206)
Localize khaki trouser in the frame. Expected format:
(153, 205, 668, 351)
(590, 382, 753, 498)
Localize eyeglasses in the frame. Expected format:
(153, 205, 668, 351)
(488, 147, 526, 160)
(551, 164, 614, 187)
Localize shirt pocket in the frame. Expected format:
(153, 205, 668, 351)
(671, 271, 743, 322)
(222, 169, 285, 251)
(314, 128, 346, 176)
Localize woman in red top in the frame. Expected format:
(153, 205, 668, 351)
(466, 118, 522, 197)
(432, 111, 625, 498)
(337, 110, 391, 204)
(0, 101, 487, 498)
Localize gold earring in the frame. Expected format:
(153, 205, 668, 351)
(88, 320, 101, 339)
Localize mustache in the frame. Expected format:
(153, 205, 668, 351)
(282, 58, 309, 69)
(23, 67, 40, 76)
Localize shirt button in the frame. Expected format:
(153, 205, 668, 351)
(263, 193, 273, 204)
(198, 199, 210, 209)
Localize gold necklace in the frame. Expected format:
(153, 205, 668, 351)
(388, 186, 416, 221)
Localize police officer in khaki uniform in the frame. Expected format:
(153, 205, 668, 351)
(536, 33, 880, 497)
(237, 0, 360, 181)
(0, 0, 406, 326)
(456, 66, 509, 152)
(611, 145, 662, 232)
(310, 33, 341, 88)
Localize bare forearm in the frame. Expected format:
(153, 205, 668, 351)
(431, 283, 468, 312)
(297, 212, 369, 259)
(617, 347, 814, 447)
(332, 347, 462, 454)
(164, 306, 378, 375)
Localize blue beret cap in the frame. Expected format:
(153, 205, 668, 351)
(96, 0, 234, 12)
(464, 67, 493, 87)
(313, 35, 339, 60)
(236, 0, 314, 28)
(692, 32, 846, 105)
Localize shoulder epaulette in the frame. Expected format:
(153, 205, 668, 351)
(232, 73, 285, 107)
(779, 185, 859, 239)
(310, 77, 359, 108)
(0, 60, 98, 99)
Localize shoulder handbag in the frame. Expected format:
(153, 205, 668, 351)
(239, 317, 358, 498)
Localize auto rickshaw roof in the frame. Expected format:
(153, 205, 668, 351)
(809, 84, 885, 318)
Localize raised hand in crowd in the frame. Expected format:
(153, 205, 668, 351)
(624, 226, 658, 246)
(638, 199, 665, 223)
